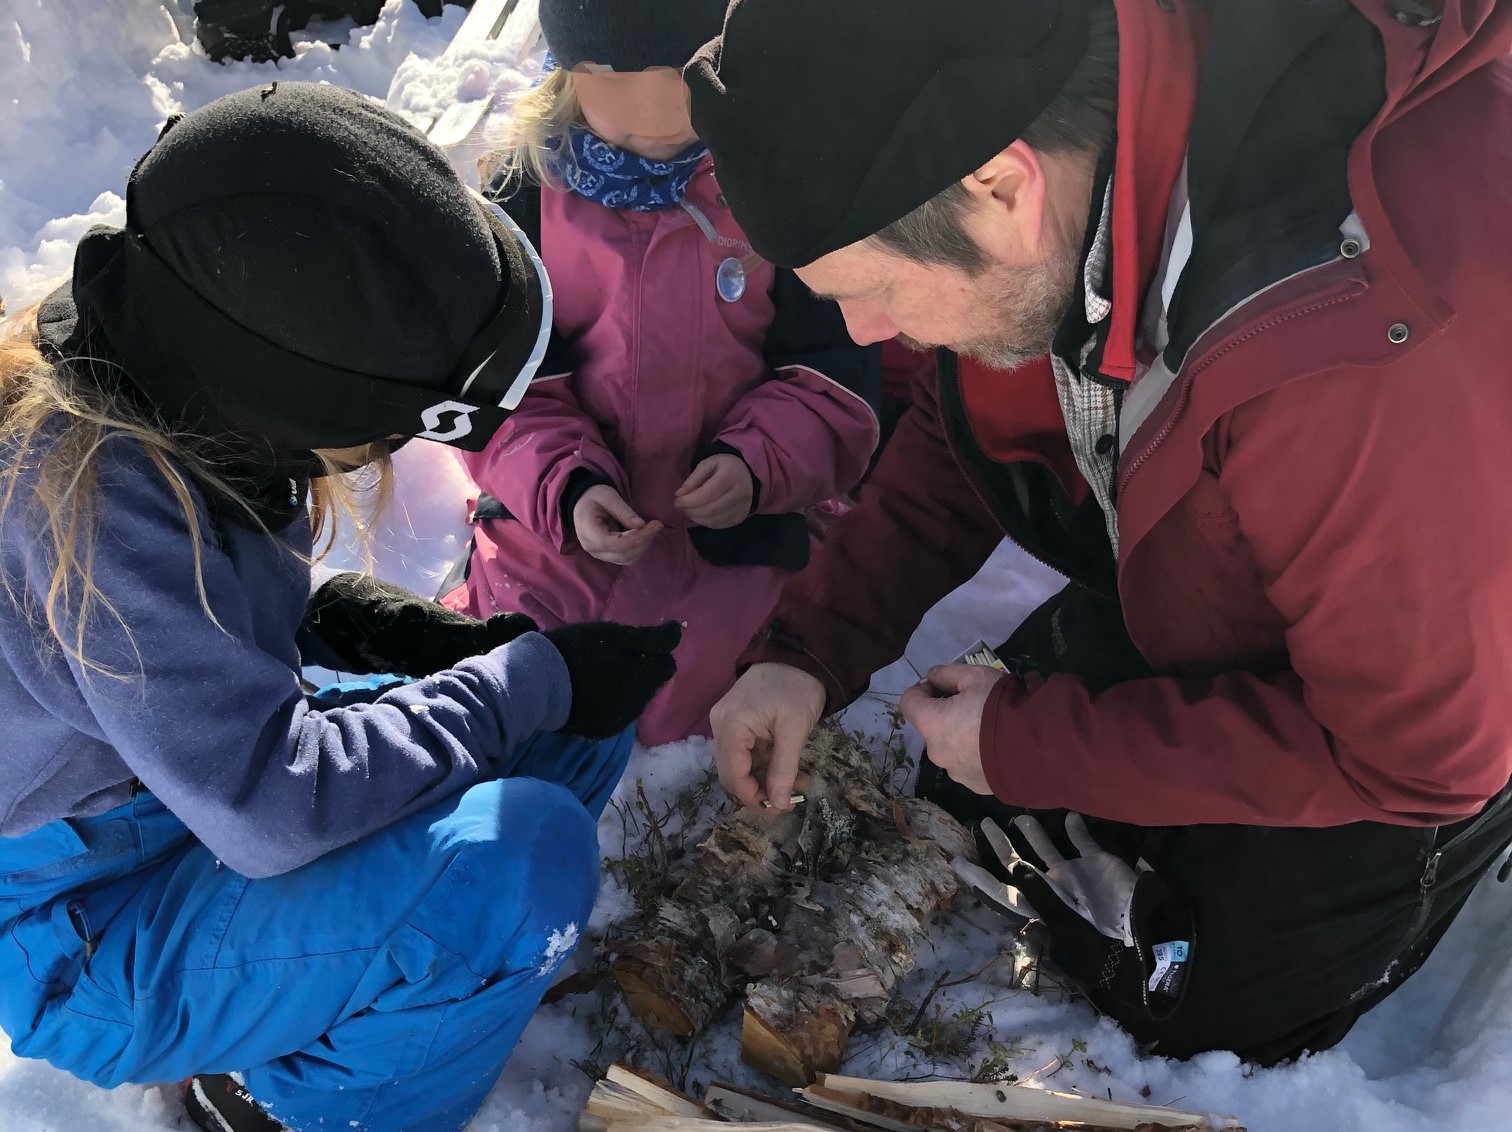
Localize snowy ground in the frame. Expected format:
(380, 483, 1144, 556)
(5, 3, 1512, 1130)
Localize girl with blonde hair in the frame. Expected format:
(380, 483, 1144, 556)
(0, 82, 678, 1132)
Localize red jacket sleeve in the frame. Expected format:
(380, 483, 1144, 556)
(983, 365, 1512, 827)
(742, 371, 1002, 712)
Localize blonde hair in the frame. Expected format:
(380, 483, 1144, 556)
(486, 68, 583, 191)
(0, 300, 392, 676)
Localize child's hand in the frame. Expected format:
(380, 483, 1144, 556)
(674, 454, 755, 530)
(574, 485, 663, 565)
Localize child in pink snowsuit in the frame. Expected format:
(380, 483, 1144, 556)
(442, 0, 880, 746)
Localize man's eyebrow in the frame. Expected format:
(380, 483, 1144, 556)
(807, 284, 882, 303)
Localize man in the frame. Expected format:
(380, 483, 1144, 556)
(689, 0, 1512, 1064)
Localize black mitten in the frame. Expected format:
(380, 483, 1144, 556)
(543, 621, 682, 738)
(305, 573, 537, 679)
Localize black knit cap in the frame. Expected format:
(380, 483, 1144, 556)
(540, 0, 730, 71)
(39, 81, 545, 472)
(687, 0, 1091, 268)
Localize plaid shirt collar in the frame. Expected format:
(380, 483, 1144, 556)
(1083, 176, 1114, 326)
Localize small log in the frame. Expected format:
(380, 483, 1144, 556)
(611, 815, 789, 1035)
(610, 725, 976, 1077)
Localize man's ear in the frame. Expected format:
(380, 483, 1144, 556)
(958, 140, 1048, 262)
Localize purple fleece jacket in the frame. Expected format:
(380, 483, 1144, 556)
(0, 439, 571, 878)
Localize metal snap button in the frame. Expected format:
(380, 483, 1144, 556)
(1340, 238, 1363, 259)
(1388, 322, 1410, 345)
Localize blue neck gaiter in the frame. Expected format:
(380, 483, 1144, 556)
(550, 126, 708, 212)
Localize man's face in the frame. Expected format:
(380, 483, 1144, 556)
(795, 181, 1084, 371)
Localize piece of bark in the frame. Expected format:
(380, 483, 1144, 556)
(610, 725, 976, 1073)
(742, 979, 856, 1088)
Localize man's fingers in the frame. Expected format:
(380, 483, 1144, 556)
(922, 662, 991, 697)
(715, 720, 766, 809)
(900, 680, 943, 730)
(760, 709, 811, 812)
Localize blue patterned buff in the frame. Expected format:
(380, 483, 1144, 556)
(550, 126, 709, 212)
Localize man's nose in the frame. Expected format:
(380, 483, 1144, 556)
(839, 303, 897, 347)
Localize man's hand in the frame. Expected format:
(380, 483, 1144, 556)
(900, 663, 1003, 796)
(675, 454, 755, 530)
(574, 485, 664, 565)
(711, 662, 825, 811)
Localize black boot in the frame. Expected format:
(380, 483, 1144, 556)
(183, 1074, 290, 1132)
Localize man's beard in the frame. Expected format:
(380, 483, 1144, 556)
(897, 233, 1082, 371)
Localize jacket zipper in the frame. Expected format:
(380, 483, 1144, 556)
(1117, 256, 1359, 498)
(1417, 781, 1512, 905)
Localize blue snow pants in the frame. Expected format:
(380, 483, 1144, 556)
(0, 727, 633, 1132)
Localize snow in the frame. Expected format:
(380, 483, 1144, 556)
(3, 3, 1511, 1131)
(539, 923, 581, 977)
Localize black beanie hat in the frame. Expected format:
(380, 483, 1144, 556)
(687, 0, 1092, 268)
(38, 81, 545, 471)
(539, 0, 730, 71)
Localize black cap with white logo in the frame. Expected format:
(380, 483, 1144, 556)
(38, 81, 550, 474)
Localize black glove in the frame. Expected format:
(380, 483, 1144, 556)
(543, 621, 682, 738)
(304, 573, 538, 679)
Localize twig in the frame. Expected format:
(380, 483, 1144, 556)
(1020, 1055, 1066, 1084)
(903, 969, 955, 1036)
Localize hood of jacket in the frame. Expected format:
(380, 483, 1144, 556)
(1114, 0, 1511, 377)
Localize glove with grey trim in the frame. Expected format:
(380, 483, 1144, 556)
(954, 812, 1194, 1022)
(954, 814, 1144, 943)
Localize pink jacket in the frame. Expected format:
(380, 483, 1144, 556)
(452, 157, 879, 744)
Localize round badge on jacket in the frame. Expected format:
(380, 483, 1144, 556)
(716, 256, 747, 303)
